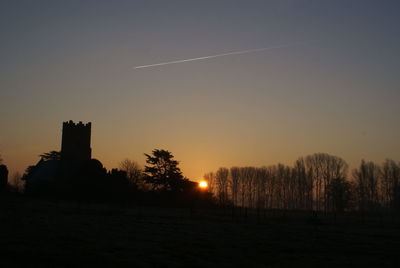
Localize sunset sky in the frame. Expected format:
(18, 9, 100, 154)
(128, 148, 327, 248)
(1, 1, 399, 180)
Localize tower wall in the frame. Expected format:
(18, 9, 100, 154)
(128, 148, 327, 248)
(61, 120, 92, 162)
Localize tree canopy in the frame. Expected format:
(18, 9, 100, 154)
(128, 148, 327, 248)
(144, 149, 187, 192)
(40, 151, 61, 161)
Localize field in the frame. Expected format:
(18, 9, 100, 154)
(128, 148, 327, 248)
(1, 194, 399, 267)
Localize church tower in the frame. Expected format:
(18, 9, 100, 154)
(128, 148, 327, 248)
(61, 120, 92, 162)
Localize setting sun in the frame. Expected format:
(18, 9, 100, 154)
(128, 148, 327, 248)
(199, 181, 208, 189)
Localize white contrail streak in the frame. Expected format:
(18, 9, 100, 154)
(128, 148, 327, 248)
(134, 41, 308, 69)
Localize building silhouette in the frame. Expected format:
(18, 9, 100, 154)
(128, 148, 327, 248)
(24, 120, 95, 192)
(61, 120, 91, 162)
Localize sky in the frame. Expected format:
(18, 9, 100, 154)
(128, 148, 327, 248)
(1, 0, 399, 180)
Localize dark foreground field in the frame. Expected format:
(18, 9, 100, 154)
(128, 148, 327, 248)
(1, 195, 399, 267)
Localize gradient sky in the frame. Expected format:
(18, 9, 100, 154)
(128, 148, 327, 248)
(1, 0, 399, 180)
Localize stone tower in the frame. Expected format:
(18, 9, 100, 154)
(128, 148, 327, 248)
(61, 120, 92, 162)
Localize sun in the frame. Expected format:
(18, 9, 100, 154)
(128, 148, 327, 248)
(198, 181, 208, 189)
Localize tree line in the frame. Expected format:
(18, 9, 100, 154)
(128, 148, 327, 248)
(204, 153, 400, 213)
(6, 149, 211, 206)
(2, 151, 399, 213)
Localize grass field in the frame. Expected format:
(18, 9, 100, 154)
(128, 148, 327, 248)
(1, 194, 399, 267)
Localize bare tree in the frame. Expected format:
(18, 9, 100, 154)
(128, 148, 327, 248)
(203, 172, 216, 194)
(119, 158, 144, 189)
(254, 167, 268, 209)
(353, 160, 380, 212)
(230, 167, 240, 206)
(215, 167, 229, 205)
(380, 159, 400, 211)
(305, 153, 348, 212)
(275, 164, 291, 210)
(265, 165, 279, 209)
(204, 153, 398, 214)
(293, 159, 313, 210)
(326, 177, 353, 212)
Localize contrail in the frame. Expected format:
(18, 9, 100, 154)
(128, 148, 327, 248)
(134, 41, 309, 69)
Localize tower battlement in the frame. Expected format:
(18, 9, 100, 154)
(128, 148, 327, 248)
(63, 120, 91, 128)
(61, 120, 92, 162)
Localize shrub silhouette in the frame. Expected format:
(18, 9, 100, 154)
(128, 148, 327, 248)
(0, 164, 8, 192)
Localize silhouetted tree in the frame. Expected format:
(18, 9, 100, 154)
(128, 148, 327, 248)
(107, 168, 130, 199)
(215, 167, 229, 205)
(39, 151, 61, 161)
(293, 159, 313, 210)
(304, 153, 348, 211)
(21, 165, 37, 182)
(144, 149, 187, 192)
(381, 159, 400, 211)
(204, 154, 400, 214)
(74, 159, 108, 199)
(203, 172, 215, 194)
(119, 158, 145, 189)
(21, 158, 61, 196)
(8, 172, 23, 193)
(230, 167, 240, 207)
(254, 167, 268, 209)
(0, 164, 8, 191)
(326, 177, 353, 212)
(353, 160, 380, 212)
(275, 164, 291, 209)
